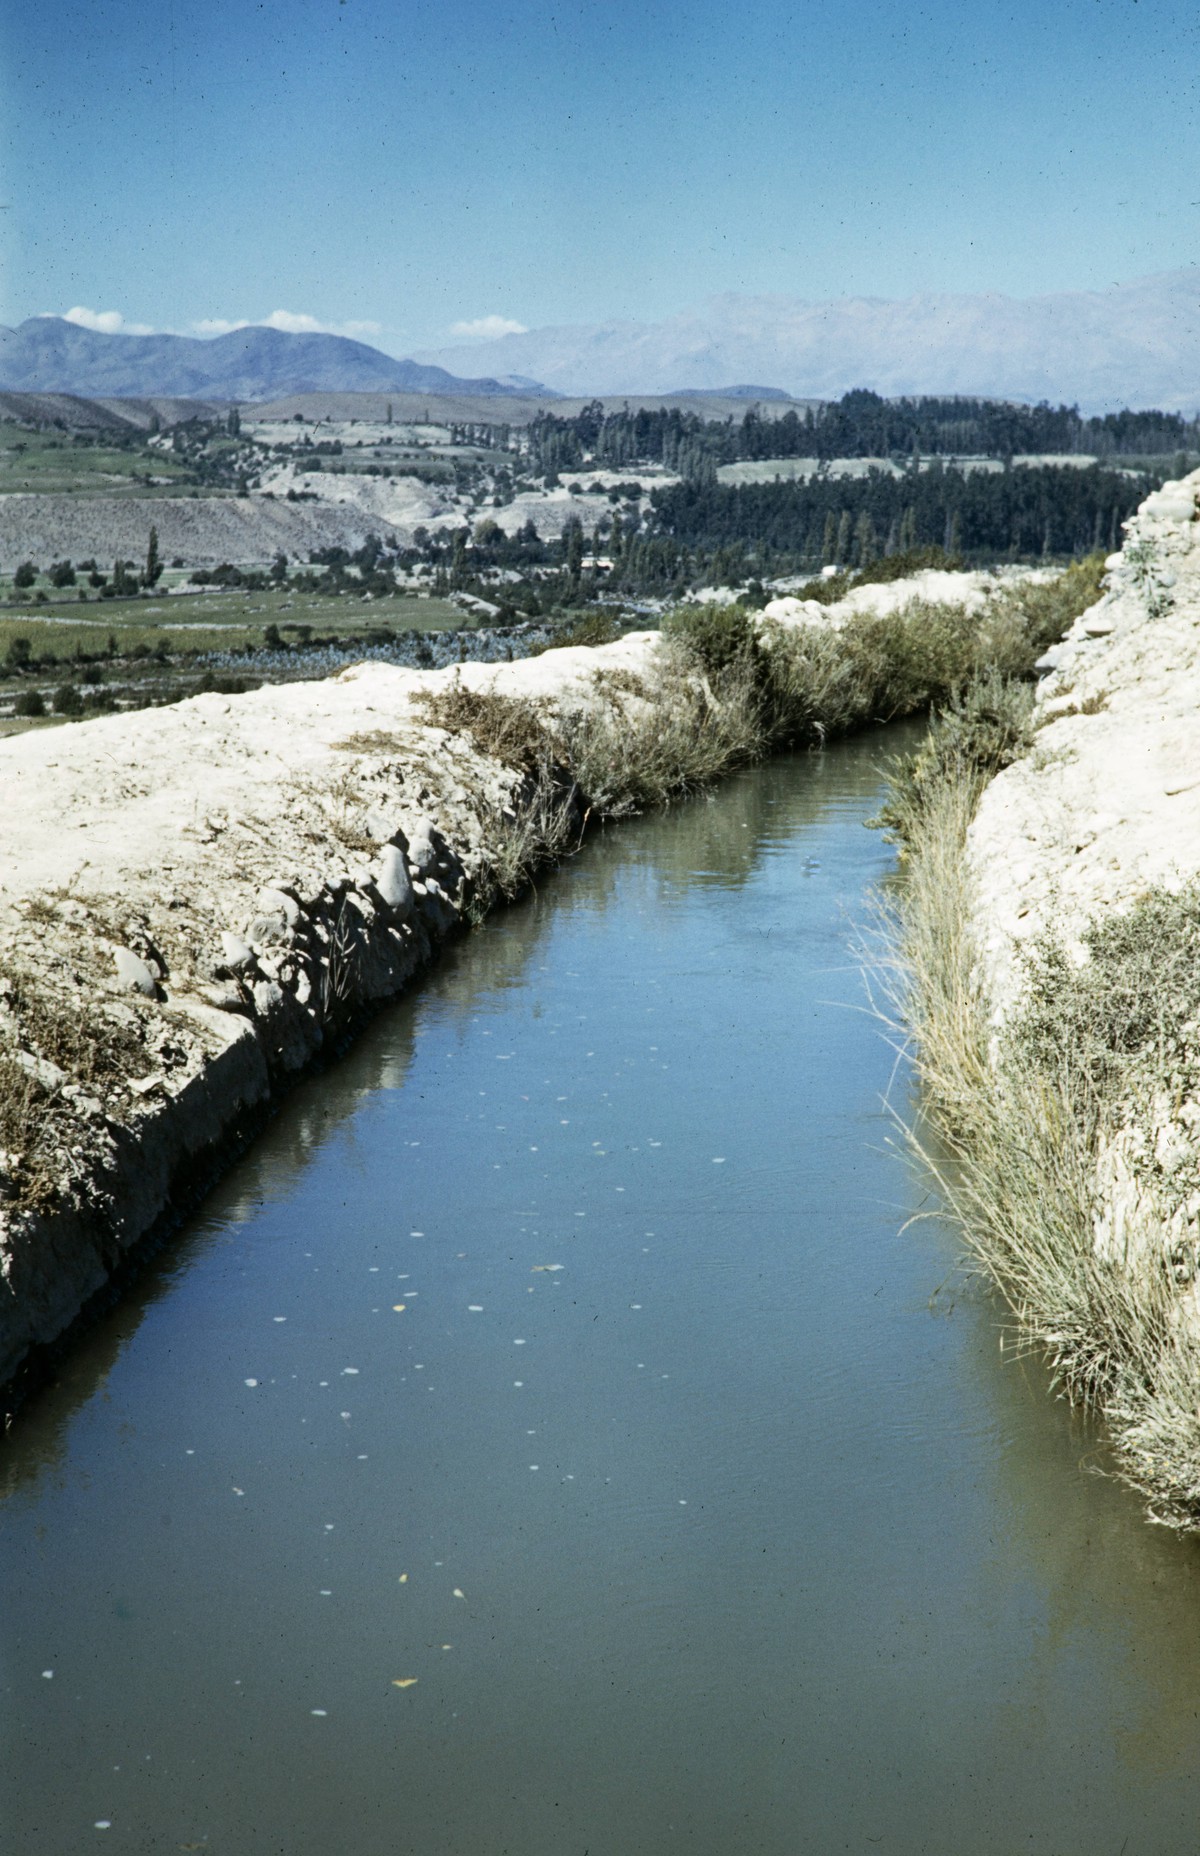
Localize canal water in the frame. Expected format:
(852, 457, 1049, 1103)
(5, 732, 1200, 1855)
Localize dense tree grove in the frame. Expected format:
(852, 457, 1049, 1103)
(647, 462, 1149, 568)
(519, 390, 1200, 480)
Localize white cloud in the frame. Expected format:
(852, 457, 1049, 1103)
(59, 306, 155, 335)
(45, 306, 387, 343)
(260, 309, 325, 334)
(190, 310, 384, 340)
(448, 314, 528, 341)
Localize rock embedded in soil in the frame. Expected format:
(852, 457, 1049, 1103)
(113, 948, 158, 997)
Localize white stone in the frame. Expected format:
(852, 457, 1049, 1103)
(373, 845, 415, 916)
(220, 931, 255, 972)
(114, 946, 157, 996)
(251, 979, 284, 1017)
(363, 809, 398, 844)
(256, 886, 300, 926)
(405, 821, 438, 874)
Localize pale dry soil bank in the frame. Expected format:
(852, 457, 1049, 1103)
(970, 474, 1200, 1009)
(0, 631, 658, 1389)
(0, 470, 636, 570)
(965, 469, 1200, 1334)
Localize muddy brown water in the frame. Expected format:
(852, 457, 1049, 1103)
(5, 731, 1200, 1855)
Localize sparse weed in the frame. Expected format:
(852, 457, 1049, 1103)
(465, 777, 580, 924)
(332, 729, 407, 756)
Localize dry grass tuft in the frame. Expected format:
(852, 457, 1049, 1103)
(332, 729, 408, 756)
(412, 679, 553, 774)
(0, 961, 152, 1210)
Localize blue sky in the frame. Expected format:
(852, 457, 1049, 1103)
(2, 0, 1198, 353)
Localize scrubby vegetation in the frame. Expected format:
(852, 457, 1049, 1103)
(411, 558, 1104, 940)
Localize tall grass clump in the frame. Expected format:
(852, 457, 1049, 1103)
(887, 687, 1200, 1531)
(566, 651, 766, 816)
(872, 671, 1036, 852)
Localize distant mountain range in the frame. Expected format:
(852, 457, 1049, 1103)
(417, 269, 1200, 412)
(8, 268, 1200, 412)
(0, 318, 540, 402)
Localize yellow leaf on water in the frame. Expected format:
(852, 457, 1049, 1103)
(398, 1573, 408, 1584)
(393, 1304, 406, 1313)
(452, 1588, 465, 1599)
(392, 1678, 418, 1689)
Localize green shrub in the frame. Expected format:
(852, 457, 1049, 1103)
(52, 683, 83, 716)
(996, 552, 1107, 655)
(551, 609, 620, 650)
(782, 547, 962, 609)
(13, 690, 45, 718)
(853, 544, 964, 586)
(662, 603, 761, 677)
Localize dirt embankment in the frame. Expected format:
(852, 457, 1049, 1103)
(0, 634, 659, 1395)
(968, 473, 1200, 1009)
(0, 473, 623, 569)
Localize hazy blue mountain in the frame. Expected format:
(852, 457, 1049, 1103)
(695, 384, 796, 401)
(0, 319, 537, 401)
(418, 269, 1200, 412)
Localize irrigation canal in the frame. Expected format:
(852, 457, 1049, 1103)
(5, 728, 1200, 1854)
